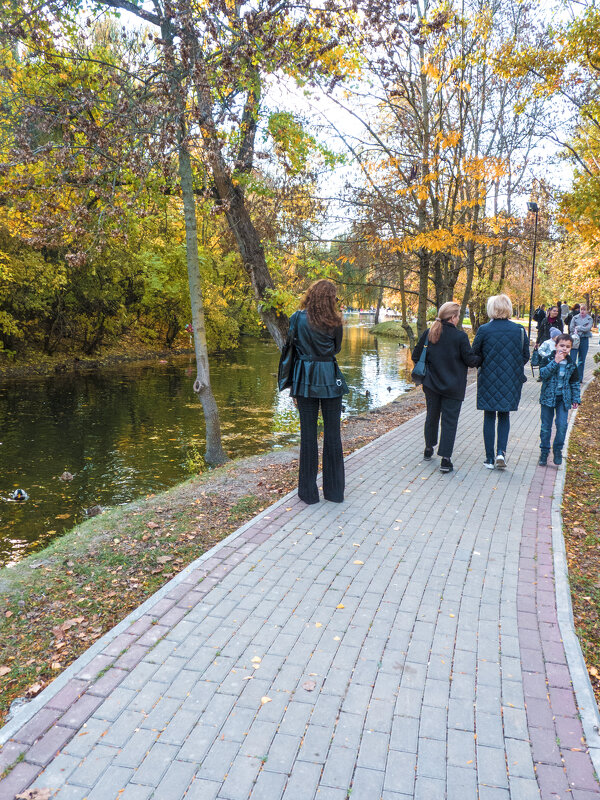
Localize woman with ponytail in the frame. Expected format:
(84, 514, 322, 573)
(411, 302, 480, 473)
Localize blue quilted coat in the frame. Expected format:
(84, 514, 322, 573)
(471, 319, 530, 411)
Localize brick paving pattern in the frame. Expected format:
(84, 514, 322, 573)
(0, 345, 599, 799)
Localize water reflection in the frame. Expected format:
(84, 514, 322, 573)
(0, 316, 413, 565)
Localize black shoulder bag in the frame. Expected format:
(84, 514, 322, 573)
(277, 314, 298, 391)
(411, 331, 429, 385)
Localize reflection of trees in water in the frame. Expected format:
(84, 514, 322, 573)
(0, 329, 413, 564)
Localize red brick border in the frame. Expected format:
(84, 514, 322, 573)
(518, 465, 600, 798)
(0, 497, 304, 799)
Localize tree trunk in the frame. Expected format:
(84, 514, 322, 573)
(374, 284, 384, 324)
(178, 144, 228, 466)
(160, 12, 228, 466)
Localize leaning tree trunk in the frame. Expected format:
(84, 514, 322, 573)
(161, 13, 227, 466)
(178, 143, 228, 465)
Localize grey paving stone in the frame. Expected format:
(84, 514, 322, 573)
(263, 733, 301, 774)
(250, 768, 287, 800)
(153, 759, 197, 799)
(477, 744, 509, 789)
(384, 750, 416, 794)
(114, 727, 157, 768)
(447, 765, 477, 799)
(218, 755, 262, 800)
(181, 776, 222, 800)
(131, 741, 179, 786)
(416, 737, 446, 780)
(86, 765, 133, 800)
(196, 738, 240, 782)
(351, 766, 385, 797)
(319, 745, 356, 790)
(177, 723, 219, 762)
(53, 786, 89, 800)
(68, 743, 116, 787)
(414, 775, 445, 799)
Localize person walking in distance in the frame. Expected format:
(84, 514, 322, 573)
(288, 280, 348, 504)
(533, 304, 546, 329)
(411, 302, 480, 474)
(472, 294, 530, 469)
(536, 305, 563, 346)
(560, 299, 569, 325)
(538, 334, 580, 466)
(569, 302, 593, 382)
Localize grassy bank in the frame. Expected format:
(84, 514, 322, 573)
(369, 320, 415, 338)
(562, 368, 600, 705)
(0, 391, 427, 725)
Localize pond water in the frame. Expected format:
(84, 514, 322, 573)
(0, 316, 414, 566)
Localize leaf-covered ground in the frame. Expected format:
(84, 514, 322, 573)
(562, 373, 600, 705)
(0, 391, 426, 726)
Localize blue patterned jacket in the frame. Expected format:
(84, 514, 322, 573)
(539, 354, 581, 407)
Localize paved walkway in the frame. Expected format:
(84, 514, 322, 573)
(1, 346, 600, 800)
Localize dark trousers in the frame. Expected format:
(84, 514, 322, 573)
(483, 410, 510, 460)
(296, 395, 344, 504)
(540, 399, 568, 455)
(423, 387, 463, 459)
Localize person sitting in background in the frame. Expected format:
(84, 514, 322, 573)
(537, 327, 563, 361)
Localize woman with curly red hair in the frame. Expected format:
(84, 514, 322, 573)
(287, 280, 348, 504)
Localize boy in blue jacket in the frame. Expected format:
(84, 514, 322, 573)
(538, 334, 581, 466)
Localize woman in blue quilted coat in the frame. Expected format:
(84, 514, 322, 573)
(472, 294, 530, 469)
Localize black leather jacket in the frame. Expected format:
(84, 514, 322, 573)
(290, 310, 348, 398)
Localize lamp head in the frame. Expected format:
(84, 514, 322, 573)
(527, 201, 539, 213)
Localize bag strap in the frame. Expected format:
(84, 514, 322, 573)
(417, 331, 429, 365)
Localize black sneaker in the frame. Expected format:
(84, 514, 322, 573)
(424, 447, 434, 460)
(495, 452, 507, 470)
(553, 451, 563, 465)
(440, 457, 453, 473)
(539, 453, 548, 466)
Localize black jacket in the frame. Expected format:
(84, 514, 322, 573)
(411, 320, 480, 400)
(536, 314, 563, 345)
(289, 310, 348, 398)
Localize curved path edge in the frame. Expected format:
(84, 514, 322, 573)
(551, 376, 600, 769)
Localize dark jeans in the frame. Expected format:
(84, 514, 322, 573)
(423, 388, 463, 458)
(575, 336, 589, 382)
(296, 395, 344, 504)
(540, 399, 568, 455)
(483, 410, 510, 460)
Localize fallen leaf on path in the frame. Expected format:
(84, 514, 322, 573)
(336, 604, 345, 610)
(17, 789, 53, 800)
(260, 696, 272, 705)
(353, 560, 364, 565)
(315, 622, 322, 628)
(302, 680, 316, 691)
(251, 656, 261, 664)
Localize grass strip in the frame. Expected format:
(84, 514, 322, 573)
(562, 369, 600, 705)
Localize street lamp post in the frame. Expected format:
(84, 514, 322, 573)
(527, 201, 539, 343)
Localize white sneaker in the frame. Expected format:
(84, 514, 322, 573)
(495, 452, 507, 469)
(484, 459, 494, 469)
